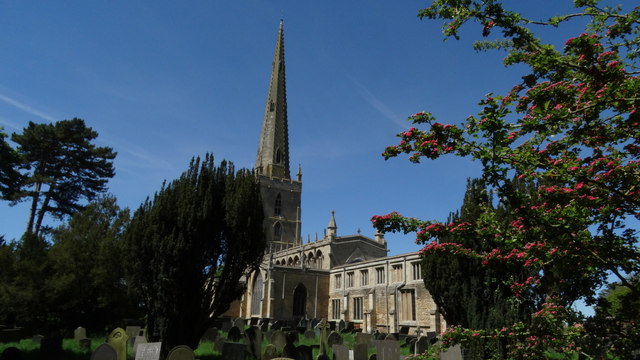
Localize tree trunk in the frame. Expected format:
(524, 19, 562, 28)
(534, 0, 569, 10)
(26, 182, 41, 236)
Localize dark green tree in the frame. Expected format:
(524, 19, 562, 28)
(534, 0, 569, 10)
(422, 178, 532, 331)
(11, 119, 116, 238)
(0, 236, 18, 326)
(124, 154, 265, 355)
(47, 195, 139, 331)
(0, 127, 21, 201)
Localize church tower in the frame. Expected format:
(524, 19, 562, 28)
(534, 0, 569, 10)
(256, 21, 302, 251)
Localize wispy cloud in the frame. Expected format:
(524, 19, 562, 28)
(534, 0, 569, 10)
(0, 93, 56, 122)
(344, 74, 407, 129)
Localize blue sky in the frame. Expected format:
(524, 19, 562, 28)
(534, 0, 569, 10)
(0, 1, 625, 257)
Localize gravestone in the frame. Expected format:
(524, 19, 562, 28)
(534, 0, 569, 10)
(107, 327, 129, 360)
(283, 331, 298, 358)
(245, 326, 263, 359)
(74, 326, 87, 342)
(250, 317, 259, 326)
(90, 343, 117, 360)
(310, 318, 320, 329)
(414, 336, 429, 355)
(262, 344, 279, 360)
(337, 320, 345, 332)
(342, 322, 354, 334)
(222, 342, 246, 360)
(354, 343, 368, 360)
(328, 321, 336, 331)
(331, 344, 349, 360)
(227, 326, 242, 342)
(221, 319, 233, 332)
(135, 342, 161, 360)
(355, 332, 372, 347)
(375, 340, 400, 360)
(132, 335, 148, 356)
(295, 345, 313, 360)
(298, 318, 308, 329)
(376, 333, 387, 340)
(304, 329, 315, 339)
(439, 344, 463, 360)
(326, 331, 342, 347)
(260, 318, 270, 332)
(270, 329, 287, 350)
(31, 334, 43, 345)
(166, 345, 195, 360)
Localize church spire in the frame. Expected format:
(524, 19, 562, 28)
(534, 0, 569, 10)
(256, 20, 290, 179)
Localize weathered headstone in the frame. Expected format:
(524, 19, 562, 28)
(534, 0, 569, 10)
(295, 345, 313, 360)
(132, 335, 148, 356)
(354, 343, 368, 360)
(227, 326, 242, 342)
(166, 345, 195, 360)
(262, 344, 279, 360)
(331, 344, 349, 360)
(304, 329, 315, 339)
(375, 339, 400, 360)
(326, 331, 342, 347)
(245, 326, 263, 359)
(135, 342, 161, 360)
(414, 336, 429, 355)
(439, 344, 463, 360)
(107, 327, 129, 360)
(337, 320, 345, 332)
(270, 329, 287, 350)
(355, 332, 372, 347)
(31, 334, 44, 345)
(222, 342, 246, 360)
(74, 326, 87, 342)
(90, 343, 117, 360)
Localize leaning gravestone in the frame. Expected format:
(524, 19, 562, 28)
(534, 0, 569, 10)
(74, 326, 87, 342)
(375, 340, 400, 360)
(107, 327, 129, 360)
(166, 345, 195, 360)
(354, 343, 368, 360)
(439, 344, 463, 360)
(270, 329, 287, 350)
(90, 343, 117, 360)
(331, 344, 349, 360)
(262, 343, 279, 360)
(327, 331, 342, 347)
(222, 342, 247, 360)
(227, 326, 242, 342)
(135, 342, 161, 360)
(132, 335, 148, 356)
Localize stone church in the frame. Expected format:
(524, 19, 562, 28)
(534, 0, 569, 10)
(225, 22, 445, 336)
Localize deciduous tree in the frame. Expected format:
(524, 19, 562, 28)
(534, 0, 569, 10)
(124, 154, 265, 355)
(372, 1, 639, 358)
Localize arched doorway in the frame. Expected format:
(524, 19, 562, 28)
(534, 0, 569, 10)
(292, 283, 306, 318)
